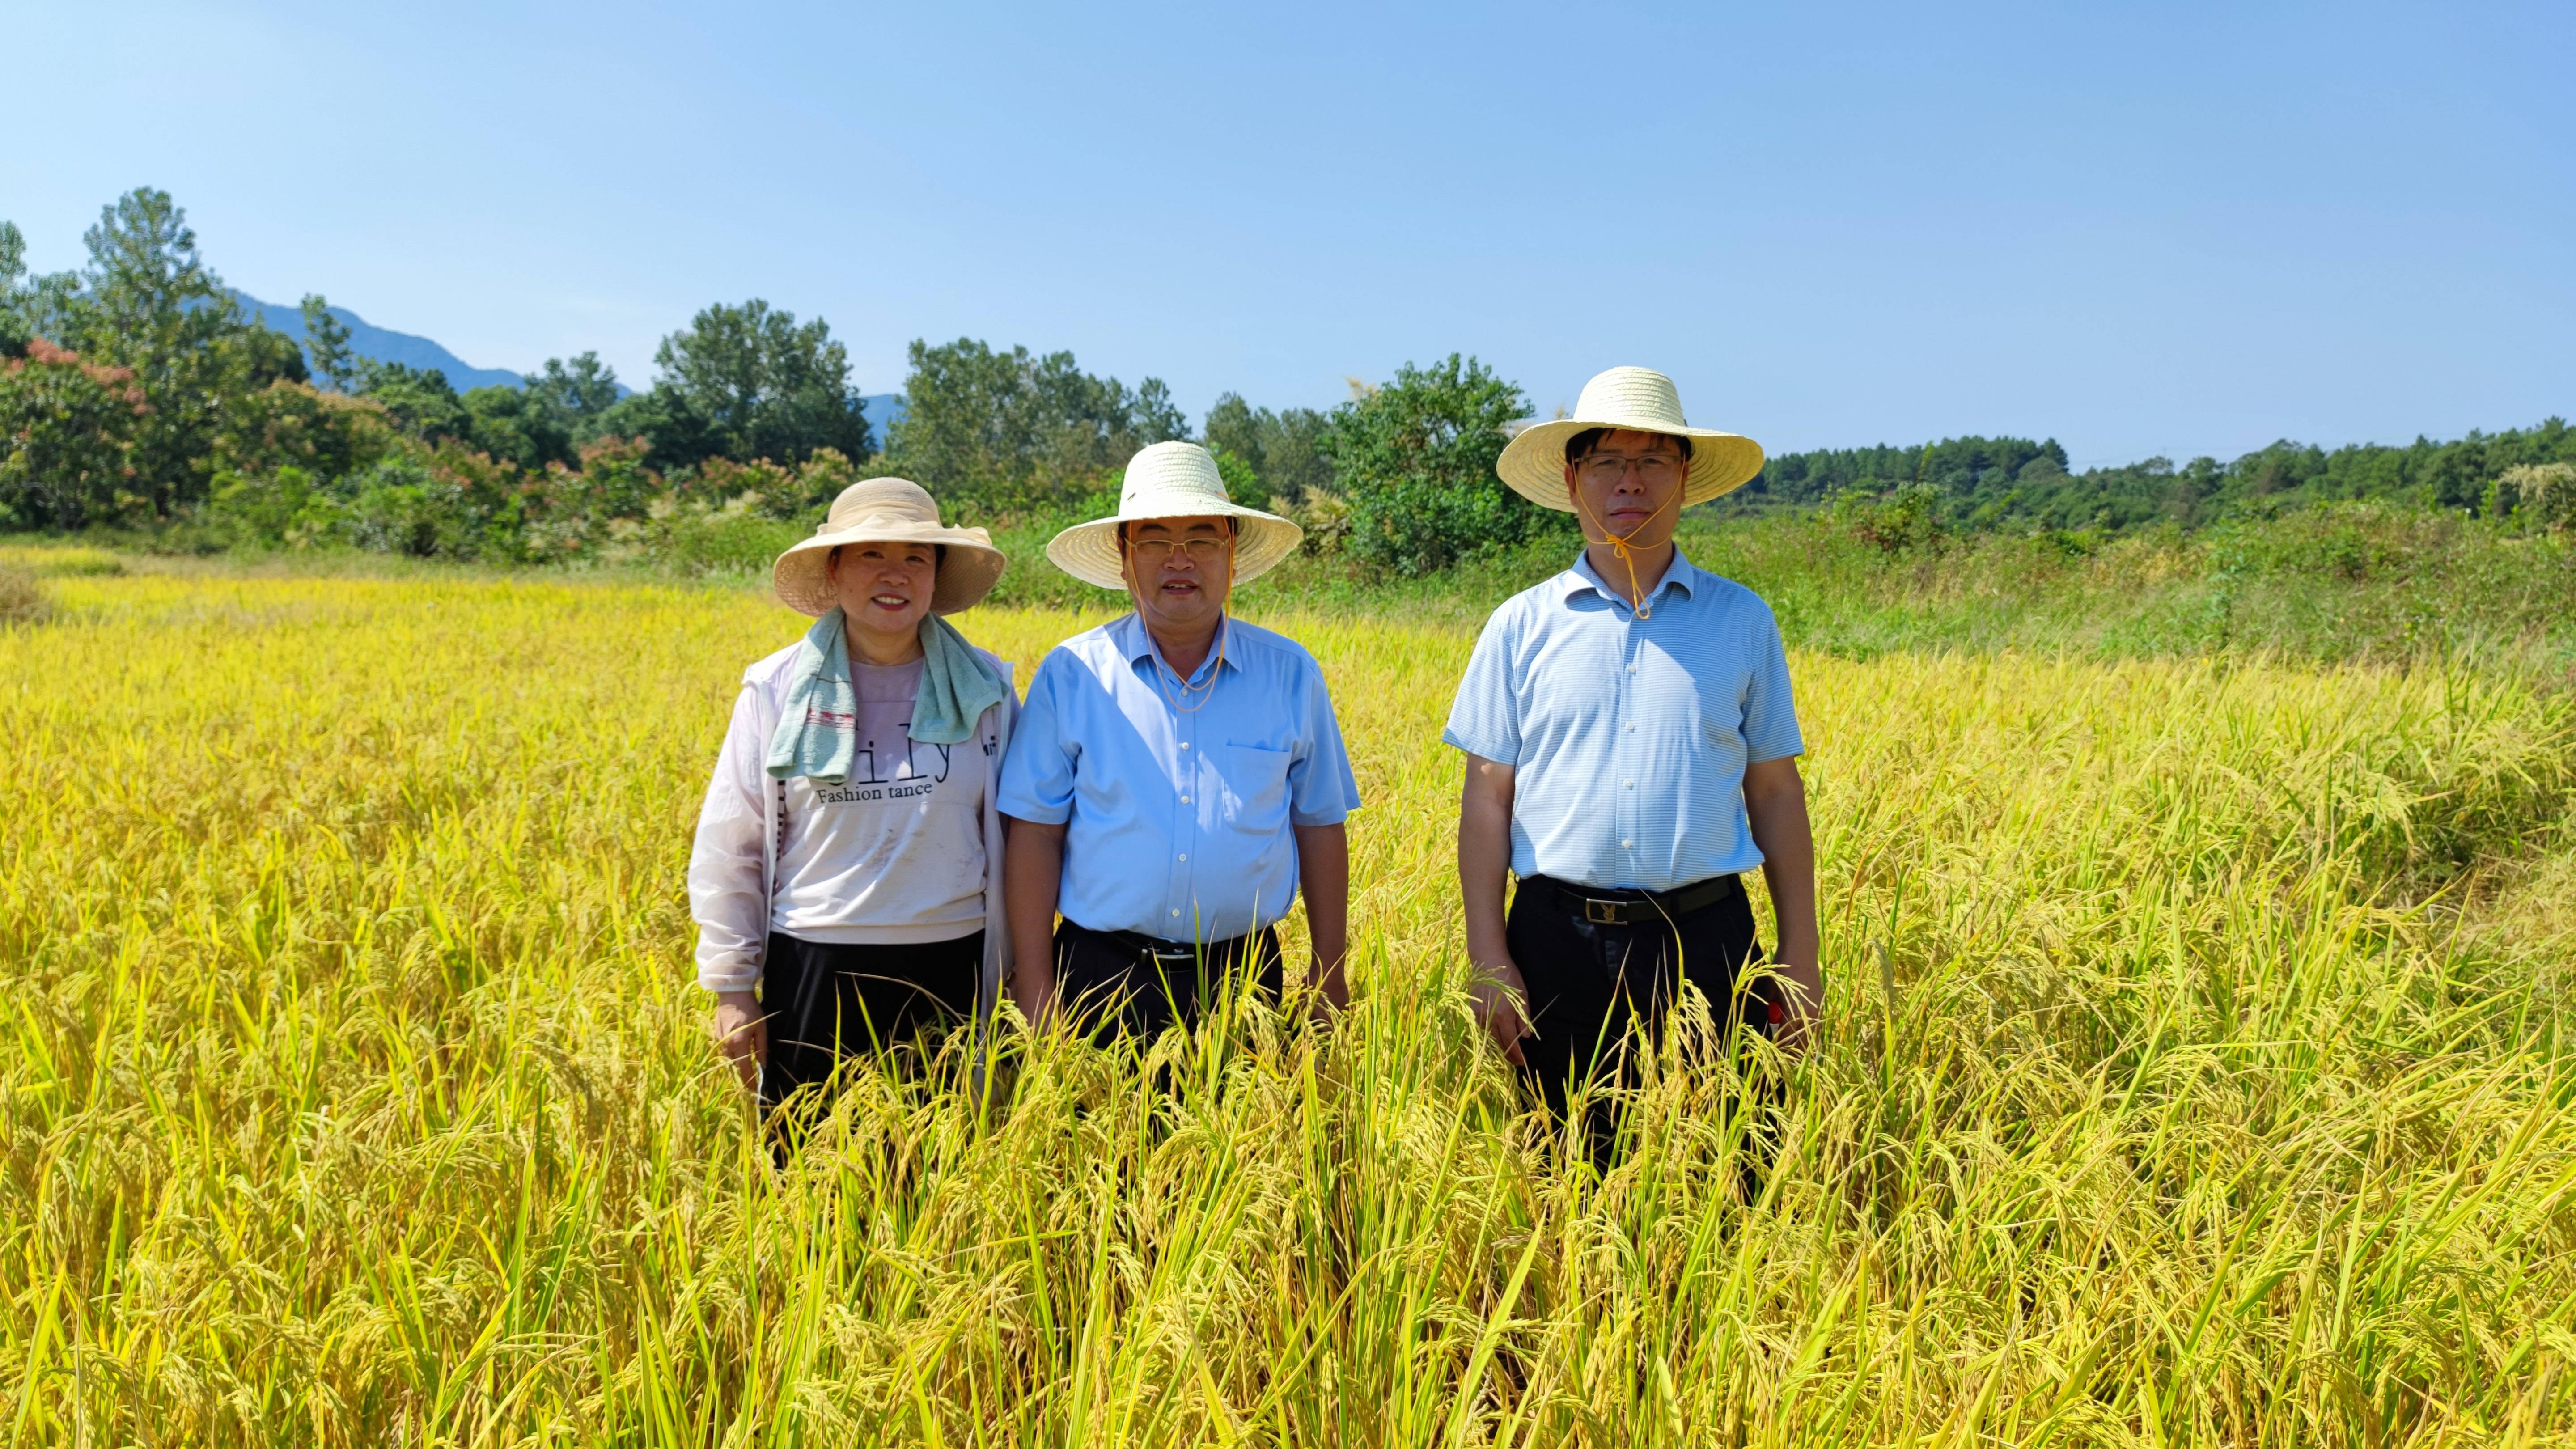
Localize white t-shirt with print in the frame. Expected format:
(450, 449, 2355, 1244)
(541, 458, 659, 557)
(771, 657, 990, 945)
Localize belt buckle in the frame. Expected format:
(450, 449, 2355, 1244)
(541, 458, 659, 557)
(1583, 897, 1625, 925)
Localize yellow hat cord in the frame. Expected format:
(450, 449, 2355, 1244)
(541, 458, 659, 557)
(1573, 483, 1682, 619)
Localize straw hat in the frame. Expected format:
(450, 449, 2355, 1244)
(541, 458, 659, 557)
(1496, 366, 1766, 511)
(771, 477, 1006, 617)
(1046, 442, 1304, 590)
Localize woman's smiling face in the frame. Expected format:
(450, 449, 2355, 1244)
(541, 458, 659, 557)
(829, 541, 937, 643)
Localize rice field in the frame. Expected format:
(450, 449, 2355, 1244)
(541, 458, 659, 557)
(4, 562, 2575, 1445)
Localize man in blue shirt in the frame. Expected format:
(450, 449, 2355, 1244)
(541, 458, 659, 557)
(1000, 442, 1361, 1038)
(1445, 367, 1819, 1162)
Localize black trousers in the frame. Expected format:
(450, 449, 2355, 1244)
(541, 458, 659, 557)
(1053, 920, 1284, 1040)
(1508, 875, 1767, 1168)
(759, 930, 983, 1109)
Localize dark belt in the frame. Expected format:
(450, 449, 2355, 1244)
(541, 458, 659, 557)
(1533, 872, 1743, 927)
(1062, 919, 1272, 969)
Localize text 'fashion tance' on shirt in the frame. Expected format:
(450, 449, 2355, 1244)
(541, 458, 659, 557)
(772, 657, 989, 945)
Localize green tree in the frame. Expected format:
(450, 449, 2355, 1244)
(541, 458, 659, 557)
(0, 221, 27, 356)
(528, 352, 622, 428)
(1321, 354, 1548, 574)
(356, 361, 470, 443)
(69, 189, 226, 365)
(462, 384, 574, 471)
(886, 337, 1186, 506)
(1205, 393, 1332, 504)
(650, 300, 872, 467)
(30, 190, 309, 513)
(299, 294, 359, 394)
(1205, 393, 1262, 471)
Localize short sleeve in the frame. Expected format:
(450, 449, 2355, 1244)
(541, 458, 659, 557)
(1441, 608, 1522, 765)
(1286, 660, 1361, 826)
(1739, 603, 1804, 763)
(996, 652, 1078, 824)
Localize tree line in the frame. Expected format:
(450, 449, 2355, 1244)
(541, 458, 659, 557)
(1737, 424, 2576, 538)
(6, 188, 2569, 576)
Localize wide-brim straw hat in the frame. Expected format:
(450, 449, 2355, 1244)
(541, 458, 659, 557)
(1046, 441, 1304, 590)
(771, 477, 1006, 617)
(1496, 366, 1766, 511)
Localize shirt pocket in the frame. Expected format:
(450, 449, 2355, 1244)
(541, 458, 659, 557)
(1220, 742, 1294, 835)
(1694, 666, 1750, 748)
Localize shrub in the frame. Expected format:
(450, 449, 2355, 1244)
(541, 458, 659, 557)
(1835, 483, 1950, 555)
(2490, 462, 2576, 532)
(1322, 355, 1559, 575)
(211, 379, 398, 487)
(1280, 487, 1353, 556)
(339, 456, 453, 557)
(0, 562, 45, 624)
(207, 466, 351, 550)
(0, 338, 153, 531)
(688, 448, 864, 523)
(1212, 447, 1266, 511)
(625, 493, 803, 576)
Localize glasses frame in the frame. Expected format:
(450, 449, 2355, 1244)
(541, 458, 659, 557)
(1123, 534, 1231, 564)
(1574, 452, 1688, 486)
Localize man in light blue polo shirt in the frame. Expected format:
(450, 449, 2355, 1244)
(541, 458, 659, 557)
(1445, 366, 1819, 1162)
(1000, 442, 1360, 1037)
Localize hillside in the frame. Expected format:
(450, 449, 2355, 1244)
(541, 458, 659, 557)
(230, 292, 526, 392)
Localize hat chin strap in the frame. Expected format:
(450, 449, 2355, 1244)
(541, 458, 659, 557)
(1573, 483, 1681, 619)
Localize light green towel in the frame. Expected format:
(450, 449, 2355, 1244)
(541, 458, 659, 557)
(908, 612, 1007, 745)
(766, 610, 1005, 785)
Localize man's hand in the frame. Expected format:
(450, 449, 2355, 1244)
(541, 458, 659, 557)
(1293, 821, 1351, 1022)
(1002, 815, 1066, 1031)
(1012, 968, 1057, 1030)
(1458, 755, 1531, 1067)
(1764, 977, 1819, 1055)
(1744, 755, 1822, 1057)
(1469, 956, 1531, 1066)
(711, 990, 765, 1092)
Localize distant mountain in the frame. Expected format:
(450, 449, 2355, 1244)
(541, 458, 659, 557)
(236, 292, 888, 421)
(859, 393, 907, 438)
(231, 292, 526, 393)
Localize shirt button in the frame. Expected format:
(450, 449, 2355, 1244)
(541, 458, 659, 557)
(1178, 853, 1187, 862)
(1621, 839, 1632, 849)
(1180, 795, 1191, 804)
(1625, 780, 1635, 788)
(1170, 908, 1181, 917)
(1627, 723, 1637, 733)
(1179, 741, 1190, 750)
(1626, 665, 1637, 675)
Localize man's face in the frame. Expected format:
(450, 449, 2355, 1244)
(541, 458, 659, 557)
(1563, 428, 1689, 546)
(1123, 515, 1235, 632)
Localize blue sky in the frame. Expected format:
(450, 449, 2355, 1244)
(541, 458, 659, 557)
(7, 0, 2569, 464)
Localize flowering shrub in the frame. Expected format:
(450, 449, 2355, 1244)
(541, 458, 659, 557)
(0, 339, 153, 530)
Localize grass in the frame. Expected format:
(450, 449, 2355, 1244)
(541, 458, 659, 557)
(25, 500, 2568, 673)
(4, 556, 2576, 1443)
(0, 564, 42, 625)
(0, 544, 123, 579)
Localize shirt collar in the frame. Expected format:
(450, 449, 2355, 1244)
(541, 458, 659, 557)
(1114, 610, 1240, 686)
(1563, 548, 1702, 612)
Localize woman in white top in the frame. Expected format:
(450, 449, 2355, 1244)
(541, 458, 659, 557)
(687, 478, 1018, 1110)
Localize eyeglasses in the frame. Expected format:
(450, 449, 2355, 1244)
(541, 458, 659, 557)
(1576, 453, 1686, 486)
(1126, 536, 1230, 563)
